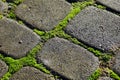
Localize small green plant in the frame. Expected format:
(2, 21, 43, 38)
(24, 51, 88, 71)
(0, 15, 3, 19)
(88, 68, 102, 80)
(13, 0, 24, 5)
(94, 4, 106, 9)
(109, 69, 120, 80)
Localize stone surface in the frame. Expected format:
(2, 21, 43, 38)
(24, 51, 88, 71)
(65, 6, 120, 52)
(10, 66, 54, 80)
(0, 60, 8, 78)
(0, 17, 40, 58)
(67, 0, 86, 3)
(112, 50, 120, 75)
(96, 0, 120, 13)
(98, 77, 115, 80)
(15, 0, 71, 31)
(37, 37, 99, 80)
(0, 0, 8, 14)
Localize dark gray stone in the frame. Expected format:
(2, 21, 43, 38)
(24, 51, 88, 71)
(0, 17, 40, 58)
(0, 0, 8, 14)
(37, 37, 99, 80)
(65, 6, 120, 52)
(98, 77, 115, 80)
(10, 66, 54, 80)
(0, 60, 8, 78)
(15, 0, 71, 31)
(96, 0, 120, 13)
(112, 50, 120, 75)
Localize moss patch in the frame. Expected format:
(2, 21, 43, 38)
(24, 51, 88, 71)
(88, 68, 102, 80)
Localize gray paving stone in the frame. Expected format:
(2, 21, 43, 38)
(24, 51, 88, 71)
(37, 37, 99, 80)
(96, 0, 120, 13)
(0, 60, 8, 78)
(112, 50, 120, 75)
(98, 77, 115, 80)
(0, 0, 8, 14)
(67, 0, 86, 2)
(65, 6, 120, 52)
(0, 17, 40, 58)
(10, 66, 54, 80)
(15, 0, 71, 31)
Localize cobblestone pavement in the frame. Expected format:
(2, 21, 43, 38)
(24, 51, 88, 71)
(0, 0, 120, 80)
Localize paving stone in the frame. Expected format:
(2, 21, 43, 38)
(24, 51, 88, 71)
(0, 0, 8, 14)
(67, 0, 86, 3)
(15, 0, 71, 31)
(96, 0, 120, 13)
(111, 50, 120, 75)
(10, 66, 54, 80)
(65, 6, 120, 52)
(0, 60, 8, 78)
(37, 37, 99, 80)
(0, 17, 40, 58)
(98, 77, 115, 80)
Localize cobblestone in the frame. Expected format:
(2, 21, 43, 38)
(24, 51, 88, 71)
(15, 0, 71, 31)
(10, 66, 55, 80)
(96, 0, 120, 13)
(98, 77, 115, 80)
(37, 37, 99, 80)
(65, 6, 120, 52)
(112, 50, 120, 75)
(0, 0, 8, 14)
(0, 60, 8, 78)
(0, 17, 40, 58)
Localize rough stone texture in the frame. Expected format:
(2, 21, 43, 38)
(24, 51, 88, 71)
(98, 77, 115, 80)
(15, 0, 71, 31)
(65, 6, 120, 52)
(0, 17, 40, 58)
(37, 37, 99, 80)
(67, 0, 86, 3)
(112, 50, 120, 75)
(10, 66, 54, 80)
(0, 60, 8, 78)
(0, 0, 8, 14)
(96, 0, 120, 13)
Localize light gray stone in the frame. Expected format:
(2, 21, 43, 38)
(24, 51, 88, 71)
(0, 17, 40, 58)
(37, 37, 99, 80)
(112, 50, 120, 75)
(0, 0, 8, 14)
(0, 60, 8, 78)
(15, 0, 71, 31)
(65, 6, 120, 52)
(96, 0, 120, 13)
(98, 77, 115, 80)
(67, 0, 86, 3)
(10, 66, 54, 80)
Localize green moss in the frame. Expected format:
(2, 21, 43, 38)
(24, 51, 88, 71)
(34, 0, 94, 41)
(1, 0, 6, 2)
(18, 20, 24, 24)
(88, 68, 102, 80)
(0, 15, 3, 19)
(13, 0, 24, 5)
(0, 54, 4, 60)
(1, 72, 11, 80)
(100, 54, 112, 62)
(0, 43, 50, 80)
(109, 69, 120, 80)
(93, 4, 106, 9)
